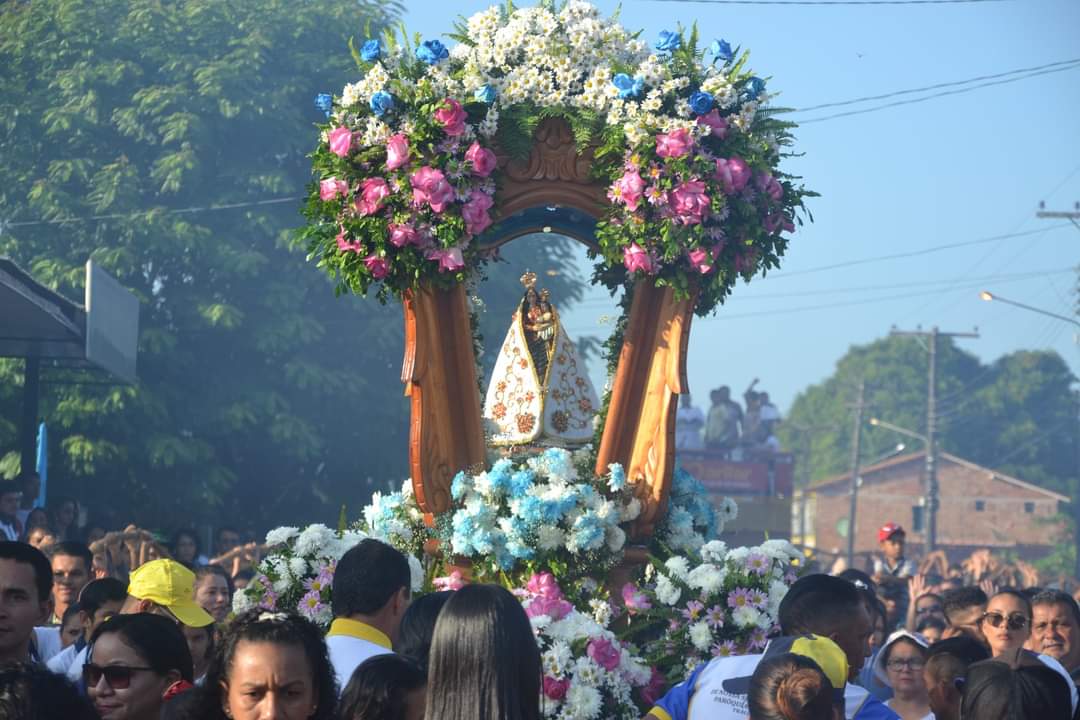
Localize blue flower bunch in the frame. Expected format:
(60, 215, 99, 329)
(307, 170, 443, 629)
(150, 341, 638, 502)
(654, 464, 721, 554)
(358, 480, 430, 558)
(442, 449, 640, 581)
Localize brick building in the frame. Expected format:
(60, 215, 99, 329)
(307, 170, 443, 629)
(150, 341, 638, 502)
(798, 451, 1069, 567)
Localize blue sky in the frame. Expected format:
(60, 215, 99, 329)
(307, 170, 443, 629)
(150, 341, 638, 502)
(398, 0, 1080, 412)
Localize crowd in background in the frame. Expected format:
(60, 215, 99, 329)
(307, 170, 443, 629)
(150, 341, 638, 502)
(676, 379, 783, 457)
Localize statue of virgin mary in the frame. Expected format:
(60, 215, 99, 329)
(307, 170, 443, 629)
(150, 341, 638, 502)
(483, 271, 599, 448)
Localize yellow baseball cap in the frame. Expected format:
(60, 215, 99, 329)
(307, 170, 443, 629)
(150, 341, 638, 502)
(127, 559, 214, 628)
(723, 634, 849, 700)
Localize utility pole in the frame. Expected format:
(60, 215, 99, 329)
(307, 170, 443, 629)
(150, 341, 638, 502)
(1036, 201, 1080, 233)
(846, 380, 866, 568)
(889, 327, 979, 553)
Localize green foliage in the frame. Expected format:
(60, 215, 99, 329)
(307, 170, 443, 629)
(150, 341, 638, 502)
(780, 337, 1079, 497)
(0, 0, 585, 531)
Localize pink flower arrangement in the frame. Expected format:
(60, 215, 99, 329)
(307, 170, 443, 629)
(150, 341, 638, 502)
(410, 166, 455, 213)
(465, 142, 497, 177)
(426, 245, 465, 273)
(336, 227, 363, 254)
(462, 191, 494, 236)
(434, 98, 467, 136)
(319, 178, 348, 201)
(714, 156, 751, 195)
(669, 180, 710, 226)
(696, 109, 729, 139)
(328, 127, 353, 158)
(756, 171, 783, 202)
(587, 637, 622, 671)
(543, 676, 570, 701)
(609, 169, 646, 212)
(623, 242, 657, 274)
(622, 582, 652, 611)
(355, 178, 391, 216)
(388, 224, 420, 248)
(364, 254, 390, 279)
(687, 247, 713, 274)
(655, 128, 693, 159)
(385, 134, 410, 171)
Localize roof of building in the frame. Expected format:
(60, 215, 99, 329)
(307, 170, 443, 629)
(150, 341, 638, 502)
(809, 450, 1069, 503)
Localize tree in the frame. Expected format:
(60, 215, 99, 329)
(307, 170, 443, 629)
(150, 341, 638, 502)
(0, 0, 587, 531)
(780, 336, 1078, 496)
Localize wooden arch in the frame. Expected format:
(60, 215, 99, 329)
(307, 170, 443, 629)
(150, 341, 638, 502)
(403, 117, 696, 540)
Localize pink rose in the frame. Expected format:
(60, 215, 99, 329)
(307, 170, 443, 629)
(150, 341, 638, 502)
(526, 572, 564, 600)
(543, 676, 570, 701)
(621, 583, 652, 611)
(465, 142, 497, 177)
(655, 128, 693, 159)
(587, 637, 622, 672)
(756, 171, 783, 201)
(335, 227, 363, 254)
(434, 98, 467, 136)
(385, 134, 410, 171)
(609, 169, 646, 212)
(623, 242, 657, 275)
(328, 126, 353, 158)
(388, 223, 419, 248)
(364, 254, 389, 279)
(669, 180, 710, 226)
(714, 156, 751, 195)
(462, 191, 494, 236)
(526, 594, 573, 621)
(433, 570, 466, 591)
(354, 178, 391, 216)
(687, 247, 713, 274)
(696, 109, 728, 139)
(319, 177, 348, 201)
(426, 246, 465, 273)
(410, 166, 455, 213)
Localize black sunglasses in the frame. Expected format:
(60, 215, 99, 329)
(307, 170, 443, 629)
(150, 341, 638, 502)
(83, 664, 155, 689)
(980, 611, 1029, 631)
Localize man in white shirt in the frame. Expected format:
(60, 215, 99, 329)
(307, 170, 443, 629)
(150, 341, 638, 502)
(47, 576, 126, 680)
(326, 538, 411, 691)
(675, 395, 705, 450)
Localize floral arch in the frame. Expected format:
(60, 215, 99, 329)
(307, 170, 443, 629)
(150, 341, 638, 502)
(298, 0, 813, 542)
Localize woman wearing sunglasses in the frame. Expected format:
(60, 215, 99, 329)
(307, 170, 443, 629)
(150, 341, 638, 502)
(979, 590, 1033, 658)
(86, 613, 194, 720)
(872, 630, 933, 720)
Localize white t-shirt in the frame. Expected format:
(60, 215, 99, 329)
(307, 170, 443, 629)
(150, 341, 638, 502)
(325, 619, 393, 692)
(46, 643, 80, 675)
(675, 406, 705, 450)
(883, 702, 934, 720)
(32, 626, 62, 663)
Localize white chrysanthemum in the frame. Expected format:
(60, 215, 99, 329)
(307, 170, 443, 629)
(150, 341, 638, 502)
(664, 556, 691, 582)
(768, 579, 789, 616)
(293, 524, 333, 558)
(589, 599, 612, 627)
(288, 556, 308, 579)
(560, 683, 602, 720)
(726, 546, 750, 565)
(620, 497, 641, 521)
(232, 587, 257, 613)
(265, 526, 299, 547)
(543, 640, 574, 677)
(340, 82, 362, 108)
(538, 525, 565, 551)
(760, 539, 800, 562)
(605, 525, 625, 553)
(361, 117, 391, 146)
(571, 656, 604, 688)
(655, 573, 681, 606)
(408, 554, 423, 592)
(700, 540, 728, 564)
(689, 620, 713, 651)
(733, 605, 762, 629)
(686, 563, 726, 595)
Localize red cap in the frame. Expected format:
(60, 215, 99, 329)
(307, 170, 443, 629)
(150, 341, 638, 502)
(878, 523, 905, 542)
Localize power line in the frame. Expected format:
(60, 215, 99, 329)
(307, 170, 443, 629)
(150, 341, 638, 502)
(767, 224, 1073, 279)
(794, 58, 1080, 113)
(2, 196, 302, 229)
(643, 0, 1007, 5)
(797, 63, 1080, 123)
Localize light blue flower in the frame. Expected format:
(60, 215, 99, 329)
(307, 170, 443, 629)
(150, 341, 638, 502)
(655, 30, 682, 53)
(745, 77, 766, 101)
(569, 513, 604, 552)
(540, 448, 574, 480)
(451, 471, 469, 501)
(314, 93, 332, 118)
(416, 39, 449, 65)
(710, 39, 734, 63)
(611, 73, 644, 100)
(689, 91, 714, 115)
(519, 496, 545, 524)
(474, 84, 497, 104)
(608, 463, 626, 491)
(509, 469, 533, 498)
(360, 39, 381, 63)
(369, 91, 394, 118)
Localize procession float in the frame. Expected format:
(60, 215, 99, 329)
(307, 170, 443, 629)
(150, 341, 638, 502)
(235, 2, 813, 714)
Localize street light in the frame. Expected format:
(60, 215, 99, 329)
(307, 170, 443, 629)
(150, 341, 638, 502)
(869, 417, 928, 444)
(979, 290, 1080, 328)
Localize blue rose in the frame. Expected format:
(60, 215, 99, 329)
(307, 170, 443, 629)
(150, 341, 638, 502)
(360, 39, 381, 63)
(416, 39, 449, 65)
(369, 91, 394, 117)
(611, 73, 644, 100)
(745, 76, 766, 100)
(314, 93, 332, 118)
(474, 84, 497, 104)
(655, 30, 681, 53)
(710, 38, 734, 63)
(689, 90, 714, 115)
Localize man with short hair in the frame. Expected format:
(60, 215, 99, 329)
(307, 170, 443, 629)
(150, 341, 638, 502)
(0, 482, 23, 541)
(645, 574, 899, 720)
(1027, 589, 1080, 677)
(120, 558, 215, 629)
(0, 542, 53, 664)
(941, 586, 988, 645)
(326, 538, 411, 691)
(922, 636, 990, 720)
(15, 471, 40, 530)
(48, 541, 92, 624)
(47, 576, 126, 681)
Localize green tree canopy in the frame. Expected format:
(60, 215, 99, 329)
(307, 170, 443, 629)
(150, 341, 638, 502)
(780, 336, 1078, 496)
(0, 0, 587, 531)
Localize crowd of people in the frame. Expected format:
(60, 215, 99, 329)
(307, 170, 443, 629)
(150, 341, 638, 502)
(676, 379, 783, 457)
(1, 468, 1079, 720)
